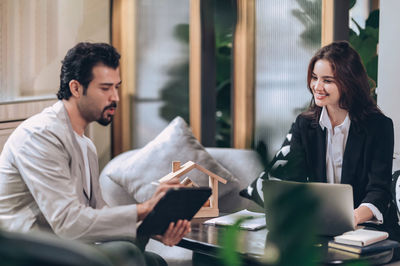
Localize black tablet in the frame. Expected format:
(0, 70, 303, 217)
(137, 187, 212, 236)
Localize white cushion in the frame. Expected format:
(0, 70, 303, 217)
(102, 117, 239, 205)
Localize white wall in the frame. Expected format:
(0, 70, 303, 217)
(377, 0, 400, 156)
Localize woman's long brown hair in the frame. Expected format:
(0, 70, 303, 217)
(304, 41, 380, 124)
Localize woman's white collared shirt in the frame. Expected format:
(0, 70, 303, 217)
(319, 106, 351, 184)
(319, 106, 382, 223)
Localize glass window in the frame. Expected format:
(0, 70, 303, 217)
(133, 0, 190, 148)
(254, 0, 321, 160)
(215, 0, 234, 147)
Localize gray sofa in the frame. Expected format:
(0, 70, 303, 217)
(99, 147, 264, 266)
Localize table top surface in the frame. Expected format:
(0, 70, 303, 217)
(177, 217, 394, 265)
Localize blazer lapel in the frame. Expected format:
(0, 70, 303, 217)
(341, 123, 365, 184)
(308, 124, 327, 182)
(58, 101, 90, 200)
(71, 133, 90, 200)
(87, 148, 107, 208)
(87, 148, 97, 207)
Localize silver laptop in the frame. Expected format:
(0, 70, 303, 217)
(263, 180, 355, 236)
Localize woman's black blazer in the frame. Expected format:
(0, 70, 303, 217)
(279, 112, 394, 217)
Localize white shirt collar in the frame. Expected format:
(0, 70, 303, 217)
(319, 107, 331, 130)
(319, 106, 350, 132)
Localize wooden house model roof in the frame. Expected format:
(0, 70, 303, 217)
(158, 161, 227, 184)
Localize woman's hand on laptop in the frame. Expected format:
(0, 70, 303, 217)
(154, 219, 191, 246)
(354, 206, 373, 225)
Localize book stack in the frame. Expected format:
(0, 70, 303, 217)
(328, 229, 399, 255)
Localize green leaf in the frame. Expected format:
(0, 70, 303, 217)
(349, 0, 357, 10)
(366, 55, 378, 86)
(349, 31, 362, 49)
(357, 37, 378, 66)
(349, 5, 379, 99)
(364, 26, 379, 42)
(366, 9, 379, 28)
(219, 217, 252, 266)
(263, 183, 321, 266)
(292, 9, 311, 26)
(292, 0, 322, 49)
(173, 24, 189, 44)
(351, 17, 363, 33)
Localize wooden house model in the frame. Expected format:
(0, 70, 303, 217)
(158, 161, 227, 218)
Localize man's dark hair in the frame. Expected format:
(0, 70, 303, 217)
(57, 42, 121, 100)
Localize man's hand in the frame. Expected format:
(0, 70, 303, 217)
(154, 219, 191, 247)
(137, 177, 191, 246)
(137, 178, 181, 221)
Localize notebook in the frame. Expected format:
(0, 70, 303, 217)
(328, 239, 398, 254)
(204, 209, 266, 230)
(263, 180, 355, 236)
(333, 229, 388, 246)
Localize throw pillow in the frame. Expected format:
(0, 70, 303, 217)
(239, 128, 293, 207)
(105, 117, 239, 203)
(392, 170, 400, 215)
(391, 157, 400, 218)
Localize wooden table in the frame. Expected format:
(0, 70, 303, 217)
(177, 218, 395, 265)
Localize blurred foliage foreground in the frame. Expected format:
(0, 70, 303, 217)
(218, 182, 373, 266)
(219, 183, 321, 266)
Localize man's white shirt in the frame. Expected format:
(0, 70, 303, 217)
(74, 132, 97, 197)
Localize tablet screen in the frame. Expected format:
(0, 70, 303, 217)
(137, 187, 212, 236)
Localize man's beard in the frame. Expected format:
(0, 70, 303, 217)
(97, 102, 117, 126)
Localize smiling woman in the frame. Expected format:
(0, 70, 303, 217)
(310, 59, 342, 121)
(271, 40, 397, 235)
(244, 40, 400, 245)
(304, 41, 380, 124)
